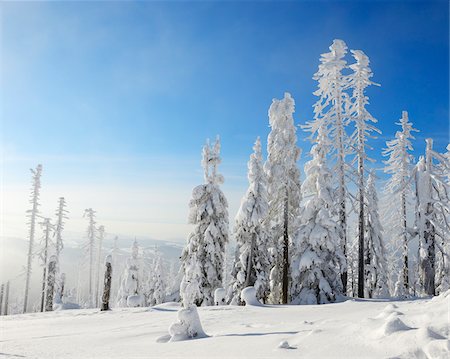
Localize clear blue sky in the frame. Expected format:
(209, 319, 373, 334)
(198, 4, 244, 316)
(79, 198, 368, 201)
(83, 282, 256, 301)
(1, 1, 448, 241)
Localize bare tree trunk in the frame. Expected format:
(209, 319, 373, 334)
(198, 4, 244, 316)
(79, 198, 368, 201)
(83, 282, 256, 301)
(45, 257, 57, 312)
(0, 284, 4, 316)
(101, 262, 112, 311)
(282, 191, 289, 304)
(5, 281, 10, 315)
(401, 192, 409, 291)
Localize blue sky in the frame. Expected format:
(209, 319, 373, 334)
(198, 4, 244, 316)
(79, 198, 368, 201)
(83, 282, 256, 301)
(1, 1, 448, 242)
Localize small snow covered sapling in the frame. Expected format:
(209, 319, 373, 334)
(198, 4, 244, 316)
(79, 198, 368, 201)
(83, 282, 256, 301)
(101, 255, 113, 311)
(168, 287, 208, 342)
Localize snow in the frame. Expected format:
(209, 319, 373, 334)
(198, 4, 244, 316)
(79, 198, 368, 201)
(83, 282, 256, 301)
(214, 288, 226, 306)
(2, 293, 448, 358)
(167, 305, 208, 342)
(240, 286, 262, 306)
(127, 294, 145, 307)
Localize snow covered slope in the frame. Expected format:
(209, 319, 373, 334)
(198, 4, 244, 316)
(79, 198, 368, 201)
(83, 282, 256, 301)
(1, 292, 449, 358)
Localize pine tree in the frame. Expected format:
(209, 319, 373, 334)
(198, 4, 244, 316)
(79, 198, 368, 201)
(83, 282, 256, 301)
(230, 137, 270, 304)
(83, 208, 97, 306)
(383, 111, 418, 294)
(180, 137, 229, 306)
(347, 50, 381, 298)
(291, 124, 345, 304)
(364, 171, 388, 298)
(264, 93, 301, 304)
(311, 40, 350, 294)
(414, 139, 449, 296)
(116, 239, 140, 307)
(23, 164, 43, 313)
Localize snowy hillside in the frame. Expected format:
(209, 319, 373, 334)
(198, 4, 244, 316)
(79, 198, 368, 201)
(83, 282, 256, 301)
(2, 292, 449, 359)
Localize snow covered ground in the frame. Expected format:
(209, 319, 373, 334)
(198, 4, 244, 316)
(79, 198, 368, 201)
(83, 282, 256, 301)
(1, 292, 449, 359)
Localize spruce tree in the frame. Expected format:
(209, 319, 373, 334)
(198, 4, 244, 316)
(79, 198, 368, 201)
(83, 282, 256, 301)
(230, 137, 270, 304)
(311, 40, 350, 294)
(383, 111, 418, 294)
(364, 171, 388, 298)
(23, 164, 43, 313)
(347, 49, 381, 298)
(265, 93, 301, 304)
(180, 137, 229, 306)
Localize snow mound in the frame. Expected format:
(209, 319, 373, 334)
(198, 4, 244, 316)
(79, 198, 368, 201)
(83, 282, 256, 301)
(374, 310, 404, 319)
(241, 286, 262, 306)
(377, 316, 412, 337)
(53, 302, 81, 311)
(214, 288, 226, 306)
(422, 339, 450, 359)
(417, 327, 446, 341)
(127, 294, 145, 307)
(383, 303, 398, 312)
(278, 340, 296, 349)
(168, 305, 208, 342)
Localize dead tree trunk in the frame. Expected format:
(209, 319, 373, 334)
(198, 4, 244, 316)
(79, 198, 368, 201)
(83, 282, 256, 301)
(0, 284, 4, 315)
(45, 256, 57, 311)
(101, 260, 112, 311)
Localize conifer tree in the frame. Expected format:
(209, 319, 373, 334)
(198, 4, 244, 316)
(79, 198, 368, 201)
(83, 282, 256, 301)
(292, 124, 345, 304)
(347, 50, 381, 298)
(83, 208, 97, 306)
(383, 111, 418, 294)
(23, 164, 43, 313)
(311, 40, 350, 294)
(364, 171, 388, 298)
(414, 139, 449, 296)
(180, 137, 229, 306)
(265, 93, 301, 304)
(230, 137, 270, 304)
(116, 239, 140, 306)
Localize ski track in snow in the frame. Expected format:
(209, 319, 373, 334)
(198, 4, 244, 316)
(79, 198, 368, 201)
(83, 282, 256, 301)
(1, 293, 449, 359)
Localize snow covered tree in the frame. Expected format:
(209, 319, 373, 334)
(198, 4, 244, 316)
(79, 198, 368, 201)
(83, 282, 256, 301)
(230, 137, 270, 304)
(116, 239, 140, 307)
(311, 40, 350, 294)
(291, 123, 345, 304)
(83, 208, 97, 306)
(151, 251, 166, 305)
(436, 145, 450, 294)
(364, 171, 388, 298)
(264, 93, 301, 304)
(23, 164, 43, 313)
(414, 139, 450, 296)
(101, 255, 112, 311)
(45, 255, 58, 311)
(180, 137, 229, 306)
(95, 225, 105, 307)
(39, 218, 53, 312)
(383, 111, 418, 294)
(347, 50, 381, 298)
(54, 197, 68, 262)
